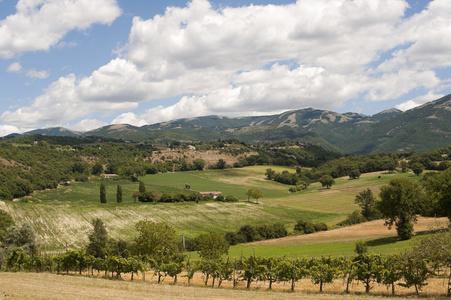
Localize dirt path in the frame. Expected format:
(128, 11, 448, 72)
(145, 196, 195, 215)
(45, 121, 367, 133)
(250, 216, 449, 246)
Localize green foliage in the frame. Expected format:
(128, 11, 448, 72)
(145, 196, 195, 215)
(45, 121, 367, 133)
(100, 183, 106, 204)
(348, 169, 361, 179)
(398, 255, 431, 295)
(353, 253, 384, 293)
(422, 168, 451, 221)
(294, 220, 315, 234)
(193, 159, 206, 171)
(2, 223, 38, 255)
(0, 209, 14, 242)
(86, 218, 108, 258)
(225, 223, 288, 245)
(194, 231, 229, 260)
(318, 175, 334, 189)
(244, 188, 263, 203)
(378, 178, 424, 240)
(116, 185, 123, 203)
(134, 220, 178, 258)
(6, 247, 30, 271)
(354, 241, 368, 256)
(354, 188, 380, 220)
(411, 163, 424, 176)
(309, 257, 340, 292)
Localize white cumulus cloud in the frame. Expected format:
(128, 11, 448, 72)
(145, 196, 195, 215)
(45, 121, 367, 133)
(2, 0, 451, 131)
(0, 0, 122, 58)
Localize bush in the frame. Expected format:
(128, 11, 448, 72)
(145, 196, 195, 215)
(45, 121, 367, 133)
(224, 232, 245, 245)
(314, 222, 328, 232)
(337, 210, 367, 226)
(225, 195, 238, 202)
(294, 220, 315, 234)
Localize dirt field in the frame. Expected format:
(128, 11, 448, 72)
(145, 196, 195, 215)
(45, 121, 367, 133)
(250, 216, 449, 246)
(0, 272, 448, 299)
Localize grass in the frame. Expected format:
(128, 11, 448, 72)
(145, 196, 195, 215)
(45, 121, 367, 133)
(3, 272, 430, 300)
(226, 236, 417, 259)
(1, 167, 424, 254)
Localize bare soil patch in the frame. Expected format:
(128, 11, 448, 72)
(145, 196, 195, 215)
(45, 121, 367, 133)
(250, 216, 449, 246)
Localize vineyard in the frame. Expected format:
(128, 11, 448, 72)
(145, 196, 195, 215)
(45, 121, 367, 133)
(2, 243, 450, 297)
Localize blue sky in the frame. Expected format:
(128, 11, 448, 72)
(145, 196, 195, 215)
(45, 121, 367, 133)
(0, 0, 450, 135)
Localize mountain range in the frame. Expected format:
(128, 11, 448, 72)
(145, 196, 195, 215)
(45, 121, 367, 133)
(7, 94, 451, 155)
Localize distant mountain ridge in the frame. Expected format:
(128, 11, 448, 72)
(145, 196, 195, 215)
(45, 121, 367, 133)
(8, 94, 451, 154)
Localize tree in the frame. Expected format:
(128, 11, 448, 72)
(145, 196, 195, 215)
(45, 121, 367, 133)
(265, 168, 276, 180)
(319, 175, 335, 189)
(411, 163, 424, 176)
(193, 159, 206, 171)
(252, 189, 263, 204)
(245, 188, 254, 202)
(353, 253, 384, 293)
(86, 218, 108, 258)
(195, 231, 229, 260)
(100, 183, 106, 204)
(138, 181, 146, 202)
(348, 169, 361, 180)
(131, 191, 140, 203)
(294, 220, 315, 234)
(354, 188, 379, 220)
(116, 185, 123, 203)
(400, 160, 408, 173)
(92, 161, 104, 175)
(377, 178, 423, 240)
(134, 220, 178, 257)
(2, 223, 38, 255)
(0, 209, 15, 242)
(216, 159, 226, 169)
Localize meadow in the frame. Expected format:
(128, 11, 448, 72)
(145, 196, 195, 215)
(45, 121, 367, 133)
(1, 166, 425, 254)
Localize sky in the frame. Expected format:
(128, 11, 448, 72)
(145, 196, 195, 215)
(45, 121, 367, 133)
(0, 0, 450, 136)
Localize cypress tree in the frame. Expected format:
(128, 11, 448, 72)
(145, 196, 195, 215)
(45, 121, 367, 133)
(100, 183, 106, 204)
(117, 184, 123, 203)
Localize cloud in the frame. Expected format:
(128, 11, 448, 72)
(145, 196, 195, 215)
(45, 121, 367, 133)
(6, 61, 50, 79)
(70, 119, 108, 132)
(112, 112, 148, 127)
(0, 124, 22, 137)
(7, 62, 22, 72)
(396, 93, 445, 111)
(26, 69, 50, 79)
(0, 0, 122, 58)
(2, 0, 451, 130)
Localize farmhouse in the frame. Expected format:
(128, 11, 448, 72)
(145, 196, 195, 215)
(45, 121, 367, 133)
(101, 174, 118, 179)
(198, 191, 223, 199)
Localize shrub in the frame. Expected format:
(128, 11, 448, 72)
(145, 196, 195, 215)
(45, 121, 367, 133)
(314, 222, 328, 232)
(294, 220, 315, 234)
(225, 195, 238, 202)
(337, 210, 366, 226)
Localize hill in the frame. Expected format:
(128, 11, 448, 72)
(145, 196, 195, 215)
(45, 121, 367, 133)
(83, 108, 385, 153)
(24, 127, 82, 137)
(341, 94, 451, 154)
(10, 93, 451, 154)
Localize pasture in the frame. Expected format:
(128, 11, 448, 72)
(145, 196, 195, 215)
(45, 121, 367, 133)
(1, 167, 425, 253)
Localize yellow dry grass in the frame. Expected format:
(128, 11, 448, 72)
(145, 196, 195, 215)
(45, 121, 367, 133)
(250, 216, 449, 246)
(0, 271, 448, 299)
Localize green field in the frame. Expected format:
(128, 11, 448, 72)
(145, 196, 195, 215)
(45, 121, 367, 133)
(1, 167, 424, 253)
